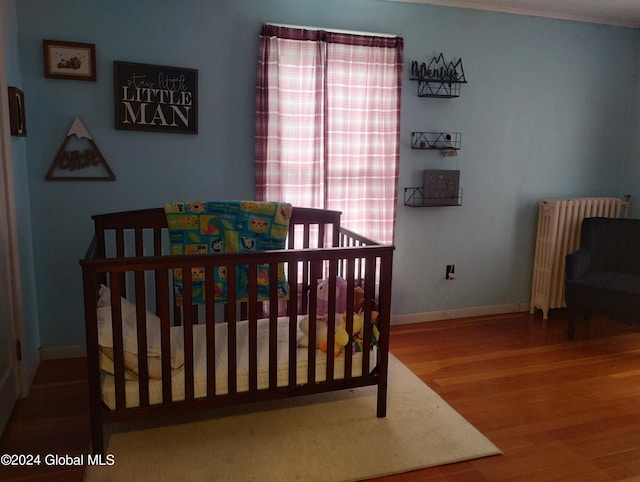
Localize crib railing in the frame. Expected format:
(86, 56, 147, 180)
(89, 206, 353, 323)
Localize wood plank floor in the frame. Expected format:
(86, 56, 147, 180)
(1, 309, 640, 481)
(0, 357, 89, 481)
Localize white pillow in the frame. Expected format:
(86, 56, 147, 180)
(98, 347, 140, 380)
(99, 346, 164, 380)
(96, 285, 184, 369)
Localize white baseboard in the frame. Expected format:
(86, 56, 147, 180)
(39, 345, 87, 360)
(391, 302, 530, 325)
(18, 350, 40, 399)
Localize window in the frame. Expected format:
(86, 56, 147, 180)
(255, 24, 403, 245)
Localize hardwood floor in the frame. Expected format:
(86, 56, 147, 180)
(0, 358, 89, 481)
(1, 309, 639, 481)
(381, 310, 640, 481)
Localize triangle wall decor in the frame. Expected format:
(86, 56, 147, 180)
(46, 116, 115, 181)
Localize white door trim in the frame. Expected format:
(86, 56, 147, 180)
(0, 3, 27, 399)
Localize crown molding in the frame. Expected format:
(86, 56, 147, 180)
(384, 0, 640, 29)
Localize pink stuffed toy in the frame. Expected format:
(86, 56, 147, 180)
(315, 276, 347, 316)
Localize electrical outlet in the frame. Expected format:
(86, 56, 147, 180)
(446, 264, 456, 280)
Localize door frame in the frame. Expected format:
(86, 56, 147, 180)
(0, 4, 27, 414)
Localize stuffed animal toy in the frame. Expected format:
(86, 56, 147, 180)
(353, 286, 379, 314)
(297, 313, 343, 350)
(351, 286, 381, 352)
(297, 311, 364, 354)
(315, 276, 347, 316)
(298, 281, 379, 356)
(298, 276, 348, 348)
(297, 314, 313, 349)
(318, 313, 364, 357)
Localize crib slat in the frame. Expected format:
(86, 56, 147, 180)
(318, 223, 325, 248)
(135, 271, 150, 407)
(110, 278, 126, 410)
(153, 229, 163, 317)
(156, 269, 172, 404)
(325, 261, 337, 382)
(115, 229, 126, 293)
(153, 227, 162, 255)
(248, 264, 258, 392)
(268, 261, 278, 389)
(303, 224, 311, 248)
(344, 258, 356, 380)
(361, 256, 377, 375)
(134, 227, 144, 256)
(183, 268, 195, 401)
(307, 260, 322, 385)
(227, 265, 237, 395)
(287, 261, 299, 388)
(115, 228, 124, 256)
(205, 266, 216, 397)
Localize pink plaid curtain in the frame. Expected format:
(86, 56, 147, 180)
(255, 24, 403, 245)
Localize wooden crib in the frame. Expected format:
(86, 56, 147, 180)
(80, 205, 394, 454)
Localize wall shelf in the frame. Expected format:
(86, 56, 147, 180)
(412, 79, 466, 98)
(404, 170, 462, 207)
(404, 187, 462, 207)
(406, 54, 466, 208)
(411, 132, 461, 151)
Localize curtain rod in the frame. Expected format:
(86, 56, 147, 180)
(264, 22, 400, 38)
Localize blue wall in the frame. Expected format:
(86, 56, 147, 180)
(13, 0, 640, 348)
(622, 44, 640, 219)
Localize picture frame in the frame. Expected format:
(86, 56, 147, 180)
(7, 87, 26, 136)
(113, 61, 198, 134)
(43, 40, 96, 81)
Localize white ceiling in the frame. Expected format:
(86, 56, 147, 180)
(385, 0, 640, 28)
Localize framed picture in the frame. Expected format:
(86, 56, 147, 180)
(114, 61, 198, 134)
(7, 87, 26, 136)
(43, 40, 96, 81)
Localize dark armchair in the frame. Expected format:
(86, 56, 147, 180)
(565, 217, 640, 339)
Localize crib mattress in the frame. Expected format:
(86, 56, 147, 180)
(101, 316, 375, 410)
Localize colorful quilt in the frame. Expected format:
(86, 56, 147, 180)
(164, 201, 293, 305)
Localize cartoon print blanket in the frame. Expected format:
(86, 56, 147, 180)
(164, 201, 292, 305)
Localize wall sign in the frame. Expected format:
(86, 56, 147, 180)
(46, 116, 115, 181)
(114, 61, 198, 134)
(410, 53, 466, 83)
(423, 170, 460, 206)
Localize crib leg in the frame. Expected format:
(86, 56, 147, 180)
(377, 382, 388, 418)
(376, 361, 388, 418)
(90, 417, 104, 455)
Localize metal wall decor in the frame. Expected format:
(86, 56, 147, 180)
(411, 132, 461, 151)
(410, 53, 467, 98)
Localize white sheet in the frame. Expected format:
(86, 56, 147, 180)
(101, 316, 376, 409)
(97, 285, 184, 369)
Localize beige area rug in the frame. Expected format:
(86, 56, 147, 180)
(86, 354, 501, 481)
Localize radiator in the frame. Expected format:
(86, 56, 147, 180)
(530, 197, 629, 319)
